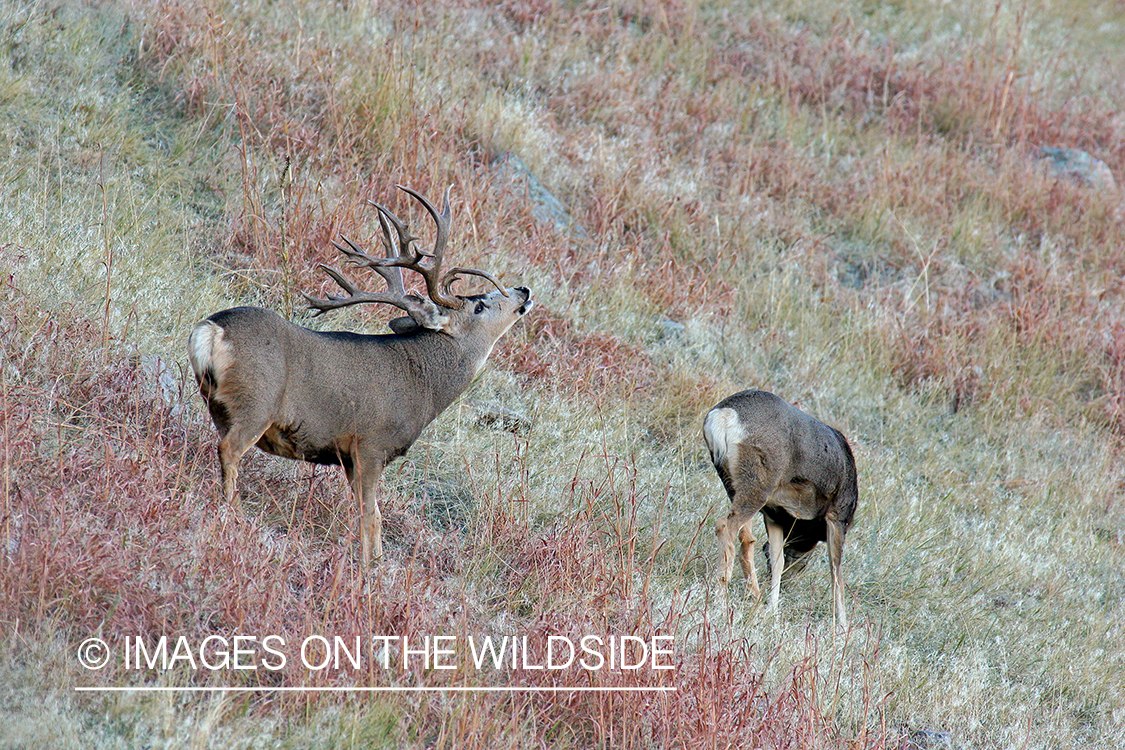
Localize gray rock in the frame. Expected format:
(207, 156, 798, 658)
(493, 151, 592, 244)
(1037, 146, 1116, 190)
(903, 727, 956, 750)
(137, 354, 184, 415)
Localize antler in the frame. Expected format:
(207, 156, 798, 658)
(366, 185, 507, 309)
(303, 229, 449, 331)
(302, 184, 506, 329)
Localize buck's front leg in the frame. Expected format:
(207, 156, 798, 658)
(826, 516, 849, 632)
(361, 496, 383, 565)
(347, 458, 386, 566)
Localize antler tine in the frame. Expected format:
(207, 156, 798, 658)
(371, 211, 408, 296)
(397, 184, 510, 305)
(396, 184, 450, 261)
(392, 184, 462, 309)
(442, 267, 509, 297)
(367, 198, 427, 259)
(302, 264, 370, 317)
(363, 193, 463, 308)
(331, 234, 406, 297)
(317, 185, 504, 313)
(303, 262, 447, 330)
(331, 235, 377, 265)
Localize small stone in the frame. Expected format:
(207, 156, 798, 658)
(466, 399, 533, 435)
(653, 317, 686, 341)
(905, 727, 955, 750)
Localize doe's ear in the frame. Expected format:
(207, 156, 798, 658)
(389, 316, 425, 335)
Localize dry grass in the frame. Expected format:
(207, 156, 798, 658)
(2, 0, 1124, 747)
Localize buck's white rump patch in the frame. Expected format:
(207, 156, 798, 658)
(188, 320, 230, 382)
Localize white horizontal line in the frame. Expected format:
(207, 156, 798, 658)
(75, 686, 677, 693)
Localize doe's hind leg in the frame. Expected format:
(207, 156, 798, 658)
(715, 515, 739, 587)
(716, 505, 758, 591)
(826, 517, 849, 632)
(738, 523, 761, 599)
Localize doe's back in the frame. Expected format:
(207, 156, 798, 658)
(707, 389, 857, 529)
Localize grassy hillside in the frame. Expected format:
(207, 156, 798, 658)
(2, 0, 1123, 747)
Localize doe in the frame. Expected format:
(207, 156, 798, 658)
(188, 185, 533, 565)
(702, 389, 857, 630)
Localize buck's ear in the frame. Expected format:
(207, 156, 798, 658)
(388, 316, 424, 335)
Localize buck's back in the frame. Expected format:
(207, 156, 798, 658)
(197, 306, 451, 446)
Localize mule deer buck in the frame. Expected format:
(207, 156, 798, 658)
(703, 390, 858, 630)
(188, 185, 533, 565)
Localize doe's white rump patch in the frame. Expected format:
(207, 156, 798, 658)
(703, 407, 746, 468)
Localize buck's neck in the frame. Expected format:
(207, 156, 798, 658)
(395, 329, 493, 411)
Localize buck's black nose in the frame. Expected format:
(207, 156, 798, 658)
(514, 287, 533, 314)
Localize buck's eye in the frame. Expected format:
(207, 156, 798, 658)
(474, 301, 487, 315)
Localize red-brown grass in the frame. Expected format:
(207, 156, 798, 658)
(495, 307, 658, 397)
(0, 273, 894, 745)
(6, 0, 1124, 744)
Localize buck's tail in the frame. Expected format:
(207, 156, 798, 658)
(188, 320, 228, 394)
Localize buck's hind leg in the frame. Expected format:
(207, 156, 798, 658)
(216, 421, 269, 513)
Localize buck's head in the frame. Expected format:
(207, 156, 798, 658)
(430, 284, 533, 337)
(305, 184, 533, 348)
